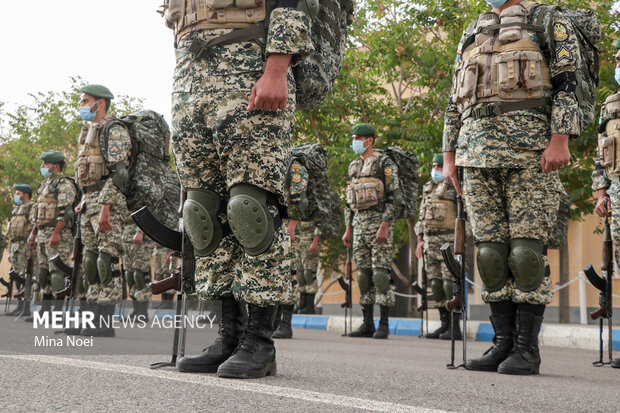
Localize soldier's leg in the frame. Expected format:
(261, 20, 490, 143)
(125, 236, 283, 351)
(299, 228, 319, 314)
(462, 168, 515, 371)
(497, 168, 561, 375)
(370, 225, 394, 339)
(121, 223, 137, 318)
(424, 239, 450, 339)
(292, 229, 307, 311)
(95, 196, 125, 308)
(607, 182, 620, 273)
(348, 231, 375, 337)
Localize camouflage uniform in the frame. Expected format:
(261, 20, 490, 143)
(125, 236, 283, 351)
(172, 9, 313, 306)
(443, 3, 580, 306)
(345, 151, 399, 308)
(77, 117, 131, 305)
(414, 180, 456, 308)
(7, 201, 35, 277)
(121, 220, 153, 302)
(34, 174, 77, 295)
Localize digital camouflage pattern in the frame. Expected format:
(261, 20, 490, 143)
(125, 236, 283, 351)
(9, 240, 29, 276)
(288, 143, 331, 223)
(122, 221, 153, 302)
(80, 189, 127, 257)
(173, 9, 312, 306)
(548, 191, 571, 249)
(293, 222, 319, 294)
(420, 232, 454, 307)
(287, 159, 310, 222)
(97, 121, 132, 204)
(443, 3, 583, 169)
(463, 167, 562, 304)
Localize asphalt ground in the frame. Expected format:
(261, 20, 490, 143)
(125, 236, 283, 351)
(0, 325, 617, 412)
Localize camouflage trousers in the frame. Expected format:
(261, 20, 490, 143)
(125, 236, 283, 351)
(293, 223, 319, 294)
(463, 167, 562, 305)
(9, 239, 28, 276)
(35, 225, 73, 294)
(605, 181, 620, 266)
(152, 245, 176, 295)
(122, 222, 153, 302)
(353, 217, 395, 308)
(80, 191, 126, 257)
(422, 230, 454, 308)
(171, 44, 294, 306)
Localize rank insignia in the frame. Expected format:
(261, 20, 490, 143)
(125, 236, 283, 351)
(108, 143, 121, 157)
(556, 45, 572, 61)
(553, 23, 568, 42)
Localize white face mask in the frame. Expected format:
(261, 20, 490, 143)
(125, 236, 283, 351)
(431, 169, 444, 183)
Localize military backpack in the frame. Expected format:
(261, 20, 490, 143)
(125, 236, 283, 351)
(320, 190, 342, 239)
(377, 147, 419, 221)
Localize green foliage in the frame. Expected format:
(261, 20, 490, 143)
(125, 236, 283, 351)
(0, 77, 143, 223)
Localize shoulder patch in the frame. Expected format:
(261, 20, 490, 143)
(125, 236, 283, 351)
(108, 142, 122, 158)
(553, 23, 568, 42)
(292, 173, 302, 183)
(556, 44, 573, 62)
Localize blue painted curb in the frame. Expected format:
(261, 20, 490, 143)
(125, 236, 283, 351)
(476, 323, 494, 342)
(613, 329, 620, 351)
(394, 319, 423, 336)
(292, 315, 329, 330)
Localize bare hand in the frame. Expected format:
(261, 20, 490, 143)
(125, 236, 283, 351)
(309, 236, 320, 255)
(442, 151, 462, 195)
(595, 194, 610, 218)
(288, 219, 298, 244)
(342, 226, 353, 247)
(98, 204, 113, 231)
(541, 134, 570, 173)
(247, 54, 292, 111)
(133, 231, 144, 245)
(415, 240, 424, 259)
(48, 232, 60, 248)
(376, 222, 389, 243)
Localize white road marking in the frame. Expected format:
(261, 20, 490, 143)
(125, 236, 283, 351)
(1, 354, 450, 413)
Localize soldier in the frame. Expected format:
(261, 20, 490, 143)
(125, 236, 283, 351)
(6, 184, 35, 317)
(26, 151, 77, 321)
(342, 123, 400, 339)
(75, 84, 131, 337)
(162, 0, 313, 378)
(443, 0, 583, 375)
(415, 154, 461, 340)
(121, 217, 152, 322)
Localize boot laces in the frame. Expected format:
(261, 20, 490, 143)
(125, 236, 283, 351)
(233, 325, 260, 354)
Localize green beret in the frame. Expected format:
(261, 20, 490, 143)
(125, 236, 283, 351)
(80, 84, 114, 100)
(432, 153, 443, 167)
(39, 150, 65, 164)
(13, 184, 32, 195)
(351, 123, 376, 137)
(616, 38, 620, 49)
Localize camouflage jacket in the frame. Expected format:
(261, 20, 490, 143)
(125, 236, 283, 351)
(591, 89, 620, 191)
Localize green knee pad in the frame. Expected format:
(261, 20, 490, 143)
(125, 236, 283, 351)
(227, 184, 275, 256)
(442, 278, 453, 300)
(303, 269, 316, 286)
(84, 250, 99, 285)
(373, 268, 390, 294)
(357, 267, 373, 294)
(430, 278, 444, 302)
(477, 242, 509, 292)
(38, 267, 51, 289)
(126, 270, 135, 289)
(134, 270, 146, 290)
(183, 189, 223, 257)
(50, 270, 65, 292)
(508, 238, 545, 292)
(97, 252, 113, 285)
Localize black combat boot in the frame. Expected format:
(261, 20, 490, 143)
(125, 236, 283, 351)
(22, 300, 31, 317)
(24, 294, 53, 322)
(81, 304, 116, 337)
(348, 304, 375, 337)
(295, 293, 306, 314)
(137, 301, 150, 323)
(611, 359, 620, 368)
(498, 311, 543, 375)
(217, 304, 278, 379)
(466, 312, 515, 371)
(426, 307, 450, 339)
(5, 300, 23, 316)
(299, 293, 316, 314)
(177, 296, 247, 373)
(273, 305, 283, 332)
(439, 311, 462, 340)
(123, 300, 138, 321)
(272, 304, 294, 339)
(373, 306, 390, 339)
(64, 300, 87, 335)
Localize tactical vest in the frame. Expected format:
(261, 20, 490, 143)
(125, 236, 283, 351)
(34, 176, 69, 227)
(165, 0, 267, 44)
(346, 152, 385, 212)
(7, 202, 33, 241)
(598, 91, 620, 179)
(420, 181, 456, 231)
(454, 2, 552, 119)
(75, 120, 110, 189)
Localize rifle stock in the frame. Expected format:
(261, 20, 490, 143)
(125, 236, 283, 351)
(150, 272, 181, 295)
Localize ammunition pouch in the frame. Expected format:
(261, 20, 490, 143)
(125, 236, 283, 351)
(599, 93, 620, 177)
(183, 189, 223, 257)
(227, 184, 276, 256)
(357, 267, 373, 294)
(508, 238, 545, 292)
(109, 162, 129, 193)
(477, 242, 510, 293)
(346, 177, 385, 211)
(424, 198, 457, 230)
(430, 278, 445, 302)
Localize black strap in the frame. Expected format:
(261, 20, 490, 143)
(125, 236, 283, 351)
(551, 72, 577, 94)
(461, 98, 552, 121)
(185, 24, 267, 59)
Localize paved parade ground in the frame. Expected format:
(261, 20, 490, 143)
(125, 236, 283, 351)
(1, 323, 617, 413)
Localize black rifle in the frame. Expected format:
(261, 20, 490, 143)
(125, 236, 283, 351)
(441, 167, 467, 369)
(51, 211, 83, 317)
(132, 190, 196, 369)
(1, 269, 16, 313)
(584, 197, 613, 367)
(15, 247, 34, 321)
(412, 255, 428, 337)
(337, 247, 353, 336)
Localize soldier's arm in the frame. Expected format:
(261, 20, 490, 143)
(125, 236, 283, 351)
(99, 125, 131, 205)
(414, 194, 426, 236)
(380, 158, 399, 224)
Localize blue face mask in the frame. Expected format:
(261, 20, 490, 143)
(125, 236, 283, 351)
(352, 139, 367, 155)
(485, 0, 507, 7)
(13, 195, 23, 205)
(40, 167, 53, 178)
(615, 67, 620, 86)
(80, 103, 97, 121)
(431, 169, 444, 183)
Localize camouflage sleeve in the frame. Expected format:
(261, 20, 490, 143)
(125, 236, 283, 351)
(442, 35, 465, 152)
(313, 222, 322, 238)
(265, 8, 314, 67)
(100, 124, 131, 205)
(381, 157, 399, 223)
(287, 161, 309, 221)
(414, 194, 426, 236)
(591, 162, 610, 192)
(56, 179, 77, 223)
(547, 14, 581, 136)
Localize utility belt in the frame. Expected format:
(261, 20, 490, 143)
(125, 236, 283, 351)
(82, 180, 107, 194)
(460, 97, 551, 121)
